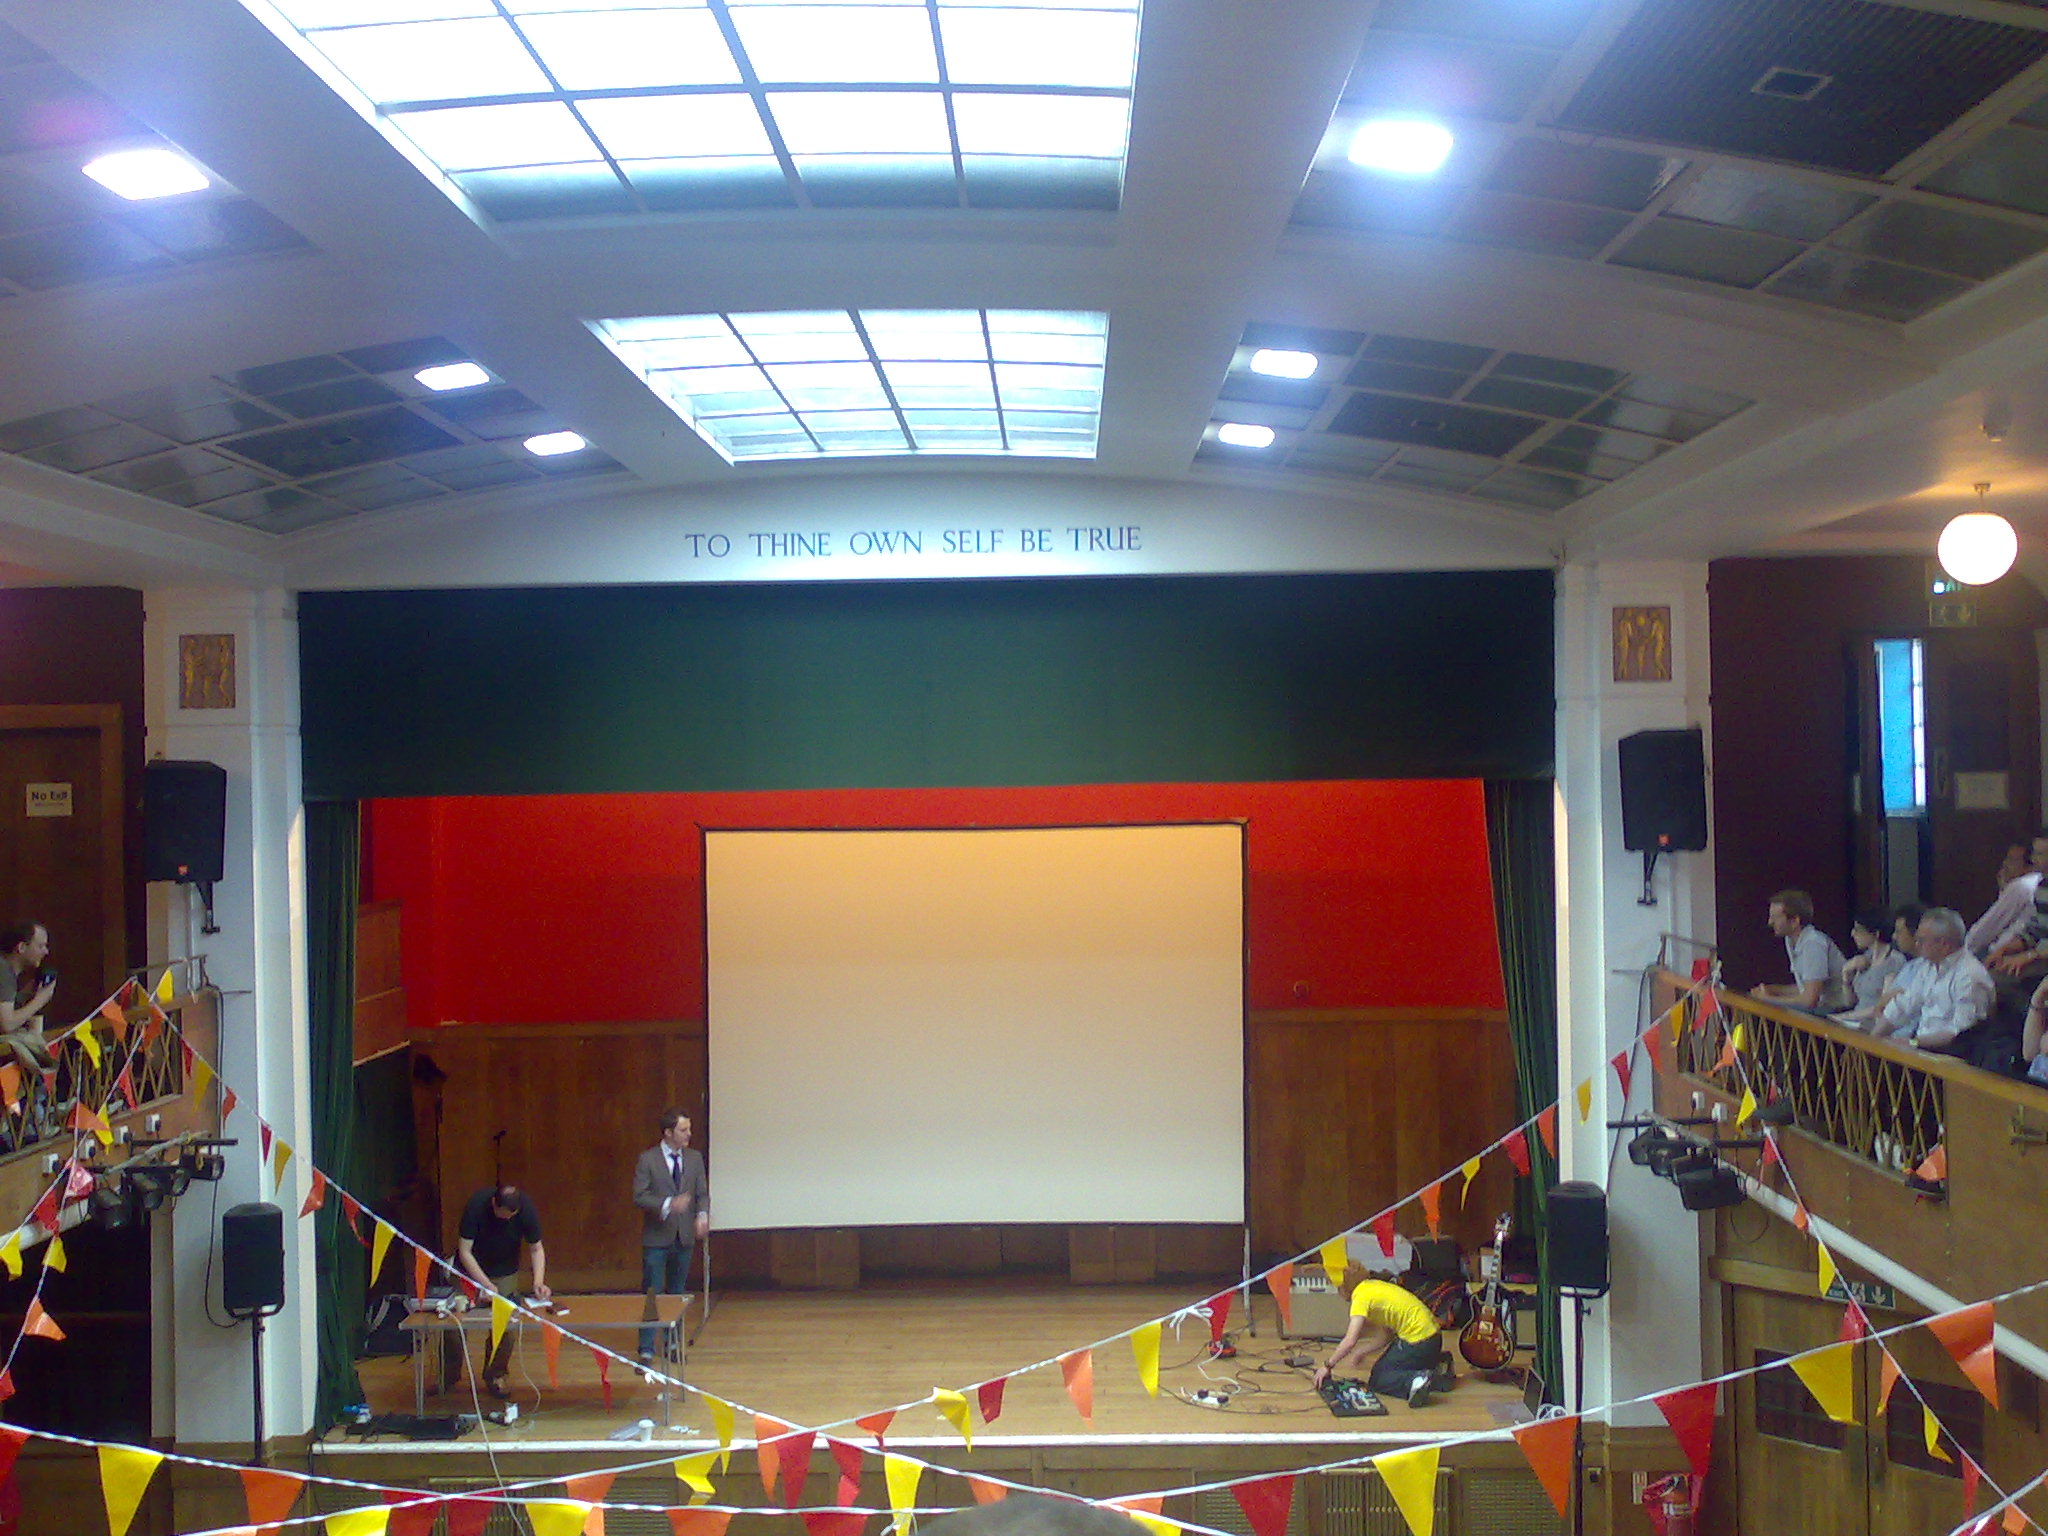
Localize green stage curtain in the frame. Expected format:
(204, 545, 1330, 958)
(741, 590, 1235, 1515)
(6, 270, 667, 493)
(1484, 778, 1562, 1398)
(306, 799, 365, 1430)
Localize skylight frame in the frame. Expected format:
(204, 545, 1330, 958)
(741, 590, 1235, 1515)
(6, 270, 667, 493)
(592, 308, 1108, 464)
(250, 0, 1142, 218)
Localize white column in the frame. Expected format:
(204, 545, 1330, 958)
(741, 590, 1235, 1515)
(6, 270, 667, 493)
(143, 588, 315, 1446)
(1554, 561, 1717, 1424)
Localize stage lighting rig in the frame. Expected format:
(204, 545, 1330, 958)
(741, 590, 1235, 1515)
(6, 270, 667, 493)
(1610, 1116, 1761, 1211)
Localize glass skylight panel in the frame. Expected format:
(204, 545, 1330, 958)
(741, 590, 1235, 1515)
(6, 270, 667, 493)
(591, 308, 1105, 461)
(247, 0, 1143, 216)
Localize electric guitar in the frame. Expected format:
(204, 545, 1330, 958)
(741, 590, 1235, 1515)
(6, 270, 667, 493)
(1458, 1213, 1517, 1370)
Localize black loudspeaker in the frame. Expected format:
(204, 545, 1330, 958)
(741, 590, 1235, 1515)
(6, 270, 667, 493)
(1547, 1181, 1610, 1296)
(143, 760, 227, 884)
(222, 1202, 285, 1315)
(1617, 728, 1708, 853)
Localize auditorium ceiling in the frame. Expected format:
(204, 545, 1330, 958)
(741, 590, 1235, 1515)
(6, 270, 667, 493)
(8, 0, 2048, 587)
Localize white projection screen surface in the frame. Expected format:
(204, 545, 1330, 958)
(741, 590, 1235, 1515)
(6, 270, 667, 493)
(706, 825, 1246, 1228)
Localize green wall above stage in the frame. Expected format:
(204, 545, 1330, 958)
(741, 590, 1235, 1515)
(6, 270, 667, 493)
(298, 571, 1555, 799)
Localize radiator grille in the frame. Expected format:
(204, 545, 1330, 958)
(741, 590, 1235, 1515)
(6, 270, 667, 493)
(1193, 1486, 1310, 1536)
(1325, 1467, 1452, 1536)
(1455, 1467, 1563, 1536)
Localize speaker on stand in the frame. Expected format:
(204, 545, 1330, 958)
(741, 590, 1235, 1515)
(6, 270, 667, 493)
(1548, 1182, 1610, 1536)
(1617, 728, 1708, 907)
(222, 1203, 285, 1464)
(143, 759, 227, 935)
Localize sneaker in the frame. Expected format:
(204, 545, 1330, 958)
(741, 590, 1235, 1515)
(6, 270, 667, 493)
(482, 1375, 510, 1401)
(1406, 1372, 1433, 1409)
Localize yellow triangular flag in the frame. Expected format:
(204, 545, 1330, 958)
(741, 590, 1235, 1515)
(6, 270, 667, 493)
(326, 1508, 392, 1536)
(674, 1452, 719, 1496)
(1790, 1342, 1857, 1425)
(189, 1056, 215, 1103)
(0, 1230, 22, 1280)
(1924, 1400, 1952, 1462)
(525, 1501, 591, 1536)
(98, 1444, 165, 1536)
(885, 1453, 923, 1535)
(370, 1222, 396, 1286)
(490, 1291, 513, 1355)
(1319, 1236, 1348, 1286)
(1123, 1513, 1175, 1536)
(1736, 1088, 1758, 1127)
(1816, 1243, 1838, 1298)
(934, 1387, 973, 1448)
(154, 969, 175, 1005)
(705, 1393, 736, 1471)
(1375, 1444, 1440, 1536)
(1574, 1078, 1593, 1124)
(45, 1234, 65, 1274)
(77, 1026, 101, 1070)
(1731, 1020, 1748, 1051)
(1131, 1322, 1162, 1398)
(271, 1137, 293, 1193)
(1460, 1157, 1482, 1208)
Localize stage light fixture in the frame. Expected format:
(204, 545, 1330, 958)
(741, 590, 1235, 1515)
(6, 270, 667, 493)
(180, 1147, 226, 1182)
(1674, 1161, 1747, 1210)
(90, 1181, 130, 1231)
(127, 1164, 176, 1214)
(1645, 1140, 1704, 1179)
(1627, 1126, 1671, 1166)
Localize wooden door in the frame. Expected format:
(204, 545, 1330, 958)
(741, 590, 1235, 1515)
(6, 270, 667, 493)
(1729, 1287, 1870, 1536)
(1923, 628, 2038, 915)
(0, 707, 125, 1002)
(1863, 1321, 1988, 1536)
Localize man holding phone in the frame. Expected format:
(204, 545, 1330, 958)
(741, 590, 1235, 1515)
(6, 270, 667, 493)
(0, 921, 57, 1072)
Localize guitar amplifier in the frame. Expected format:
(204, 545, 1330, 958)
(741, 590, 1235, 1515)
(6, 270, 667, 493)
(1284, 1268, 1353, 1340)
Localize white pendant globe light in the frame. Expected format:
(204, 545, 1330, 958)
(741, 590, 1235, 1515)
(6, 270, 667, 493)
(1938, 482, 2019, 586)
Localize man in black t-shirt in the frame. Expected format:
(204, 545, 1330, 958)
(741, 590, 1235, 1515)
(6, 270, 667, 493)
(456, 1184, 549, 1396)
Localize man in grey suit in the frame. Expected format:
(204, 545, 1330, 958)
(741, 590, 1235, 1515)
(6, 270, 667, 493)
(633, 1105, 710, 1365)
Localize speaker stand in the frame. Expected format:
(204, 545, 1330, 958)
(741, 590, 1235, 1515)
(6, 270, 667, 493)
(1638, 846, 1661, 907)
(1563, 1291, 1598, 1536)
(248, 1311, 267, 1466)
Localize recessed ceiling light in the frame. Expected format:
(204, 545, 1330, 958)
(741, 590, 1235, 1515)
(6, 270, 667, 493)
(415, 362, 491, 392)
(82, 148, 210, 201)
(1217, 422, 1276, 449)
(524, 430, 587, 456)
(1249, 349, 1318, 380)
(1346, 118, 1453, 177)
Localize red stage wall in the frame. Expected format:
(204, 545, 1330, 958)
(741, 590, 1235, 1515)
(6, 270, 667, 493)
(362, 780, 1506, 1029)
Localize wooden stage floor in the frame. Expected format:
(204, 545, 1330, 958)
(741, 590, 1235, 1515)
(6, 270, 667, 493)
(337, 1284, 1525, 1454)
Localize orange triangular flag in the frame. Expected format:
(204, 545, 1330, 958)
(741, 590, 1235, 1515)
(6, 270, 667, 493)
(1712, 1033, 1737, 1073)
(1419, 1182, 1442, 1240)
(1877, 1350, 1902, 1414)
(22, 1299, 63, 1341)
(1792, 1203, 1810, 1234)
(299, 1169, 327, 1219)
(1928, 1301, 2000, 1408)
(969, 1479, 1009, 1505)
(1265, 1263, 1294, 1332)
(1646, 1021, 1667, 1075)
(1061, 1349, 1095, 1424)
(668, 1513, 735, 1536)
(0, 1063, 17, 1115)
(99, 997, 128, 1042)
(1535, 1104, 1557, 1159)
(754, 1416, 788, 1499)
(242, 1467, 306, 1530)
(855, 1411, 894, 1445)
(413, 1245, 431, 1303)
(565, 1472, 616, 1536)
(1513, 1415, 1578, 1519)
(1916, 1145, 1949, 1184)
(543, 1322, 562, 1389)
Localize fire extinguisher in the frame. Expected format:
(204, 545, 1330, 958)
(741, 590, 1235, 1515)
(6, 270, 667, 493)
(1642, 1473, 1692, 1536)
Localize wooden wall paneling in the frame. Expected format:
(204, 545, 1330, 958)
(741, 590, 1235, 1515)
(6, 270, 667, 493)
(356, 902, 402, 996)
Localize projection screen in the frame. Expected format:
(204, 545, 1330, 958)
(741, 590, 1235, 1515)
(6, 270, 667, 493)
(705, 825, 1246, 1228)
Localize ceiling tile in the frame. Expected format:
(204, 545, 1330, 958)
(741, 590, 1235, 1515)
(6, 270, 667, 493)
(1444, 192, 1633, 259)
(1470, 466, 1589, 510)
(1922, 124, 2048, 217)
(1615, 376, 1752, 419)
(0, 221, 177, 289)
(1368, 0, 1602, 52)
(1663, 163, 1873, 241)
(1241, 323, 1368, 355)
(0, 404, 121, 453)
(110, 197, 309, 263)
(1342, 32, 1556, 122)
(1766, 246, 1972, 320)
(1327, 392, 1544, 456)
(1290, 171, 1463, 236)
(1609, 216, 1805, 286)
(1495, 353, 1625, 392)
(0, 174, 92, 239)
(1830, 199, 2048, 280)
(340, 337, 471, 375)
(1343, 357, 1471, 397)
(1485, 139, 1684, 212)
(18, 420, 175, 472)
(1561, 0, 2048, 176)
(223, 404, 463, 478)
(1464, 376, 1596, 417)
(1364, 334, 1493, 371)
(1219, 375, 1330, 410)
(220, 355, 356, 397)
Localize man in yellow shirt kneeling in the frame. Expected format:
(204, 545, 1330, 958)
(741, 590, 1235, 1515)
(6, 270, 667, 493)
(1310, 1277, 1452, 1408)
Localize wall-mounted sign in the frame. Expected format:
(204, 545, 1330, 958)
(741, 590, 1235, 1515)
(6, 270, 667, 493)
(1824, 1275, 1897, 1310)
(25, 783, 71, 818)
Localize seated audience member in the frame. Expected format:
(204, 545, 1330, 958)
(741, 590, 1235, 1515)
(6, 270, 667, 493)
(0, 921, 56, 1074)
(1870, 908, 1994, 1053)
(2017, 978, 2048, 1084)
(1750, 889, 1847, 1011)
(1969, 833, 2045, 956)
(1861, 903, 1928, 1026)
(1839, 908, 1907, 1023)
(1985, 843, 2048, 979)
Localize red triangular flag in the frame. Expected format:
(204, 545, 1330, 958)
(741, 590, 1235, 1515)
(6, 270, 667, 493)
(1690, 959, 1713, 983)
(65, 1164, 94, 1202)
(1265, 1263, 1294, 1331)
(593, 1348, 613, 1410)
(1700, 988, 1722, 1025)
(756, 1415, 789, 1498)
(802, 1515, 868, 1536)
(829, 1437, 864, 1505)
(260, 1121, 273, 1161)
(444, 1497, 493, 1536)
(340, 1192, 367, 1246)
(1654, 1381, 1718, 1483)
(669, 1513, 735, 1536)
(139, 1007, 162, 1051)
(1964, 1455, 1983, 1515)
(242, 1466, 306, 1530)
(855, 1410, 893, 1445)
(113, 1063, 136, 1110)
(0, 1425, 26, 1482)
(1611, 1049, 1633, 1105)
(1759, 1134, 1782, 1179)
(299, 1169, 327, 1219)
(1839, 1300, 1869, 1344)
(1513, 1414, 1578, 1518)
(30, 1182, 58, 1233)
(385, 1490, 444, 1536)
(978, 1378, 1007, 1424)
(780, 1427, 819, 1506)
(1928, 1301, 1999, 1408)
(221, 1087, 238, 1121)
(1504, 1129, 1531, 1178)
(1372, 1210, 1396, 1258)
(1536, 1104, 1558, 1159)
(1206, 1291, 1233, 1346)
(1231, 1474, 1296, 1536)
(1419, 1183, 1443, 1240)
(0, 1370, 16, 1404)
(1060, 1349, 1095, 1424)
